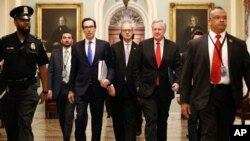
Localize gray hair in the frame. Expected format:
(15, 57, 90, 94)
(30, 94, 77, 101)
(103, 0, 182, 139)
(151, 19, 166, 30)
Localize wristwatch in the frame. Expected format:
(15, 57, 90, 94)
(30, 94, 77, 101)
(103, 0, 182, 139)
(42, 90, 48, 94)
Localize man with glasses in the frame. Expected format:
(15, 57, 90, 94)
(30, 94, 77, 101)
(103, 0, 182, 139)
(109, 21, 140, 141)
(68, 17, 114, 141)
(181, 7, 250, 140)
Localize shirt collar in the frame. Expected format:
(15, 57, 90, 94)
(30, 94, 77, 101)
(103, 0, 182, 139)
(63, 46, 72, 53)
(209, 30, 226, 39)
(86, 38, 96, 45)
(154, 38, 164, 46)
(123, 40, 132, 46)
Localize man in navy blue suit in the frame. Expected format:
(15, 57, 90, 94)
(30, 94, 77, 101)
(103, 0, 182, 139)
(47, 32, 75, 141)
(68, 17, 114, 141)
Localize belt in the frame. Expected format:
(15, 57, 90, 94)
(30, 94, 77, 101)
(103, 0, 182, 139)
(6, 77, 37, 90)
(6, 77, 36, 83)
(210, 84, 230, 89)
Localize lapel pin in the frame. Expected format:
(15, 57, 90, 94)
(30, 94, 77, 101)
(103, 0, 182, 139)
(229, 39, 232, 43)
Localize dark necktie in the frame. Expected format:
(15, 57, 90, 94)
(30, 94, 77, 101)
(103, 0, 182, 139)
(211, 34, 222, 84)
(87, 41, 93, 65)
(155, 42, 161, 85)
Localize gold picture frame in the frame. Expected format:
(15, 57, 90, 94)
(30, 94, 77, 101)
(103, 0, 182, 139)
(36, 3, 82, 53)
(169, 3, 214, 53)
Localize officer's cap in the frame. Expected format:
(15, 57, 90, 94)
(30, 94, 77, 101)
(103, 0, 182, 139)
(10, 5, 33, 20)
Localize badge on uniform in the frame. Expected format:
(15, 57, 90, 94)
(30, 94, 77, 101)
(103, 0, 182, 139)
(30, 43, 36, 50)
(221, 66, 227, 76)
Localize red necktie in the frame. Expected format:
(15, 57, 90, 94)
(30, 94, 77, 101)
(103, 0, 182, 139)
(156, 42, 161, 85)
(211, 34, 222, 84)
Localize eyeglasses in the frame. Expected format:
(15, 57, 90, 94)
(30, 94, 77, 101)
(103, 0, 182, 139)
(83, 25, 95, 29)
(121, 29, 133, 33)
(210, 16, 227, 20)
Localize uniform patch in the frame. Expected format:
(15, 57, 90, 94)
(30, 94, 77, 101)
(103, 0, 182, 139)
(30, 43, 36, 50)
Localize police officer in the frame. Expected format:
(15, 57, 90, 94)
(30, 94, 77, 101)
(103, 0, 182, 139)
(0, 5, 49, 141)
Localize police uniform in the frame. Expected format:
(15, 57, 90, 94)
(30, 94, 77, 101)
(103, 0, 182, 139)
(0, 5, 49, 141)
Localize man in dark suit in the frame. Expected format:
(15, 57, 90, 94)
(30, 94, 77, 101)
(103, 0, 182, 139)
(181, 7, 250, 141)
(47, 32, 75, 141)
(134, 19, 182, 141)
(68, 17, 114, 141)
(109, 21, 140, 141)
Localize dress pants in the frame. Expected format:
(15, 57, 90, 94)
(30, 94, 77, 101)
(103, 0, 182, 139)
(2, 84, 39, 141)
(74, 85, 105, 141)
(199, 85, 235, 141)
(56, 83, 75, 141)
(156, 88, 172, 141)
(139, 87, 172, 141)
(188, 105, 199, 141)
(110, 84, 137, 141)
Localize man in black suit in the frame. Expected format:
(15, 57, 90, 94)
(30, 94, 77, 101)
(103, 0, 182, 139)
(47, 32, 75, 141)
(134, 19, 182, 141)
(181, 7, 250, 141)
(68, 17, 114, 141)
(109, 21, 140, 141)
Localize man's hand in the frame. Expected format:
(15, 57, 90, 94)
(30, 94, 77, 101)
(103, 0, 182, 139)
(107, 84, 115, 96)
(181, 103, 191, 118)
(39, 92, 47, 104)
(68, 91, 75, 104)
(100, 79, 110, 88)
(47, 90, 53, 100)
(171, 83, 180, 92)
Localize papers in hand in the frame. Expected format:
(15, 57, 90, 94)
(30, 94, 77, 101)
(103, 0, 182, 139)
(98, 60, 107, 81)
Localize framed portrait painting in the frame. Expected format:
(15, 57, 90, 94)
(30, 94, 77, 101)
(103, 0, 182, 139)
(36, 3, 82, 53)
(169, 3, 214, 53)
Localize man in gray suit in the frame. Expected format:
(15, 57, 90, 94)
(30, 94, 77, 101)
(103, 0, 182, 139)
(68, 17, 114, 141)
(47, 32, 75, 141)
(181, 7, 250, 141)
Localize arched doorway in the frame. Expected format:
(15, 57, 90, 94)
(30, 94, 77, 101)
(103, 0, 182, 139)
(108, 8, 145, 45)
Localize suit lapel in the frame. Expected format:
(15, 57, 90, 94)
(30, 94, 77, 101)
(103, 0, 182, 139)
(81, 40, 91, 65)
(119, 42, 126, 67)
(150, 41, 158, 68)
(203, 34, 210, 70)
(226, 33, 233, 66)
(93, 39, 99, 65)
(58, 48, 63, 70)
(127, 42, 136, 67)
(161, 39, 168, 68)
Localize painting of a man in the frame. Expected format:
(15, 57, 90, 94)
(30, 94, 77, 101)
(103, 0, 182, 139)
(175, 9, 208, 53)
(181, 16, 203, 52)
(49, 16, 72, 49)
(41, 8, 77, 52)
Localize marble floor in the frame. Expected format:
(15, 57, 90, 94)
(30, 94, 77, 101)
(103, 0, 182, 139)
(0, 112, 188, 141)
(0, 113, 247, 141)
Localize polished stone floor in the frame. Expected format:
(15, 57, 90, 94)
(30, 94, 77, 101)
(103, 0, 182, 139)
(0, 112, 188, 141)
(0, 112, 246, 141)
